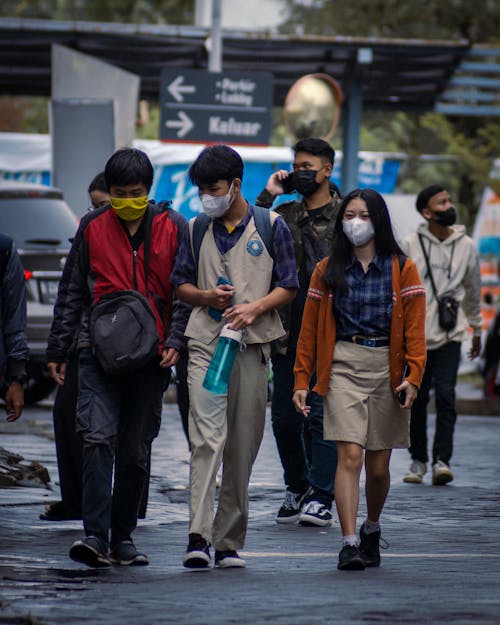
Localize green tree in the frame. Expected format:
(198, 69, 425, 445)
(280, 0, 500, 42)
(0, 0, 195, 23)
(279, 0, 500, 219)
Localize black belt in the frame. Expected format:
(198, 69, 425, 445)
(338, 335, 390, 348)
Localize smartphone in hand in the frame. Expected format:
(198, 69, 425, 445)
(281, 173, 296, 194)
(398, 364, 410, 406)
(208, 276, 233, 322)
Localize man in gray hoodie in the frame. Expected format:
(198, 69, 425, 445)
(401, 185, 482, 486)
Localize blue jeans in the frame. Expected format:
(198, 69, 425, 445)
(271, 352, 337, 507)
(409, 341, 461, 466)
(77, 349, 168, 548)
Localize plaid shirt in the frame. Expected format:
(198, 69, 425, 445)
(170, 204, 298, 289)
(334, 253, 393, 338)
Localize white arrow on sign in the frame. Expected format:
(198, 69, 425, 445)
(165, 111, 194, 138)
(168, 75, 196, 102)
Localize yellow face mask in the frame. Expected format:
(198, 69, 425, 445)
(110, 195, 148, 221)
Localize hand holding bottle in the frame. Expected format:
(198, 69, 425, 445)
(203, 324, 243, 394)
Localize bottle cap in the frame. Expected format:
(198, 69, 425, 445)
(220, 324, 243, 343)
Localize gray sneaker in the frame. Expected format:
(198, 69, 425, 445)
(69, 536, 111, 568)
(110, 540, 149, 566)
(403, 460, 427, 484)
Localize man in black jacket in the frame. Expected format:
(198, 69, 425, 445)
(47, 149, 188, 568)
(255, 138, 341, 526)
(0, 233, 28, 422)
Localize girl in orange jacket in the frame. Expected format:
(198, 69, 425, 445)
(293, 188, 426, 571)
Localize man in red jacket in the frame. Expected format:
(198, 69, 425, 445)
(47, 148, 188, 568)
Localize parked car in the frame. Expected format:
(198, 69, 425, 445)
(0, 181, 79, 403)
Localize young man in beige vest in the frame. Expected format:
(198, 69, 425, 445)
(171, 145, 298, 568)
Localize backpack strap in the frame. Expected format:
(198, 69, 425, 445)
(252, 204, 273, 257)
(398, 253, 406, 274)
(191, 212, 211, 267)
(190, 206, 273, 268)
(143, 206, 154, 294)
(0, 233, 13, 286)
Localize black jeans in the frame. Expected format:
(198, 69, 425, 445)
(175, 351, 190, 449)
(77, 349, 168, 548)
(409, 341, 461, 466)
(53, 352, 82, 518)
(271, 351, 337, 507)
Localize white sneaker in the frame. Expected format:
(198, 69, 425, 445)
(214, 550, 246, 568)
(403, 460, 427, 484)
(432, 460, 453, 485)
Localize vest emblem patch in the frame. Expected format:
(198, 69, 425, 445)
(247, 239, 264, 256)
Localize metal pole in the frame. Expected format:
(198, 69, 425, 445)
(194, 0, 207, 26)
(341, 77, 362, 195)
(208, 0, 222, 72)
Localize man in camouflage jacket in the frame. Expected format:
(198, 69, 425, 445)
(255, 138, 342, 527)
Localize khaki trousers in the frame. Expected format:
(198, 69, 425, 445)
(187, 338, 269, 551)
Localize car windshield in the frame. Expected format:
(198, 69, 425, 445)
(0, 197, 79, 249)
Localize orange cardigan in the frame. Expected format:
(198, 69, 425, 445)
(294, 255, 427, 396)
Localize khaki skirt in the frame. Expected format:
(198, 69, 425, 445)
(323, 340, 409, 450)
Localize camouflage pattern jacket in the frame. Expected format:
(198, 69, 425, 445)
(255, 187, 342, 354)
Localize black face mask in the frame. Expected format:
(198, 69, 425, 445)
(294, 170, 321, 197)
(432, 207, 456, 227)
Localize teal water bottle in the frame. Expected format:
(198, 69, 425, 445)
(203, 324, 243, 394)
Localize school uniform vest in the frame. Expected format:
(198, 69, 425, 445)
(185, 214, 285, 345)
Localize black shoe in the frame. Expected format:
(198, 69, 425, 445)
(337, 545, 365, 571)
(359, 523, 381, 567)
(69, 536, 111, 569)
(40, 501, 81, 521)
(110, 540, 149, 566)
(275, 487, 312, 524)
(214, 550, 246, 568)
(298, 500, 333, 527)
(183, 533, 211, 569)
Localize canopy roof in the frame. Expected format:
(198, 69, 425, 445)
(0, 17, 471, 111)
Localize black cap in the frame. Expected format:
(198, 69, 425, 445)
(416, 185, 445, 213)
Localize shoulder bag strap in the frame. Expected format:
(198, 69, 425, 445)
(418, 234, 439, 301)
(447, 241, 455, 279)
(143, 206, 154, 294)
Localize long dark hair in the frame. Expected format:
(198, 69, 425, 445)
(324, 188, 403, 291)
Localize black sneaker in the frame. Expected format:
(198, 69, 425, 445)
(110, 540, 149, 566)
(275, 487, 312, 524)
(359, 523, 389, 567)
(183, 533, 211, 569)
(69, 536, 111, 569)
(337, 545, 365, 571)
(214, 550, 246, 568)
(298, 500, 333, 527)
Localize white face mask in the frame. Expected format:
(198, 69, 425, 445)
(201, 183, 234, 218)
(342, 217, 375, 247)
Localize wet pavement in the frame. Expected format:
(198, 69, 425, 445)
(1, 393, 500, 625)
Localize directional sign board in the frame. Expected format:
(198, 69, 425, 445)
(159, 69, 273, 145)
